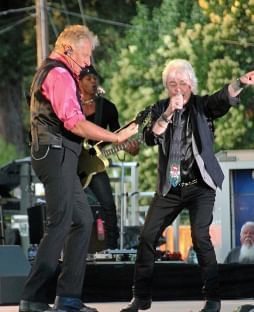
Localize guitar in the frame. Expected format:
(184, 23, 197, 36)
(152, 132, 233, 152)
(78, 106, 152, 189)
(78, 138, 141, 189)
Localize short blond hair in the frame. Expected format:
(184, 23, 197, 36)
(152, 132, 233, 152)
(55, 24, 99, 50)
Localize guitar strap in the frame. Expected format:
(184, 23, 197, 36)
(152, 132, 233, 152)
(94, 96, 104, 126)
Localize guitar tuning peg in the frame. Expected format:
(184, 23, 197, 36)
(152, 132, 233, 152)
(135, 106, 152, 125)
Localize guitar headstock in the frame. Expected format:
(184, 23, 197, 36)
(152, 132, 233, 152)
(135, 106, 152, 127)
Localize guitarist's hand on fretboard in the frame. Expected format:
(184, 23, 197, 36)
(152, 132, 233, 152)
(124, 139, 140, 156)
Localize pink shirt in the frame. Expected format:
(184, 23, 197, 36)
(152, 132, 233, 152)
(41, 54, 85, 131)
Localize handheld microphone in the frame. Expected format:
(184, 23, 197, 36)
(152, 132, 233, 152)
(173, 92, 184, 122)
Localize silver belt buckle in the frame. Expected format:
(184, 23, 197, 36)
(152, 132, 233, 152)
(181, 179, 198, 187)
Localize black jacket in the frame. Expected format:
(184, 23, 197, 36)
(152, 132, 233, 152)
(144, 85, 239, 196)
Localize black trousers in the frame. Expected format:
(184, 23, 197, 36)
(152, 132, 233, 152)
(89, 171, 119, 248)
(133, 181, 219, 300)
(22, 146, 94, 302)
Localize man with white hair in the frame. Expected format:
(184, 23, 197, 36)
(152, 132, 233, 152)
(120, 59, 254, 312)
(225, 221, 254, 264)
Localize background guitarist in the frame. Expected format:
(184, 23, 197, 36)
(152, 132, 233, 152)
(79, 65, 139, 250)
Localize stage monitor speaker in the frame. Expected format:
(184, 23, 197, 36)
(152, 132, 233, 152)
(0, 245, 30, 304)
(27, 204, 46, 244)
(233, 305, 254, 312)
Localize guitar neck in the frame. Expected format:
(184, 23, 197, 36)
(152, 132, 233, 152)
(96, 109, 151, 158)
(102, 141, 131, 157)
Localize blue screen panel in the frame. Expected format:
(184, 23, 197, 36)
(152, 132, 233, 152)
(232, 169, 254, 246)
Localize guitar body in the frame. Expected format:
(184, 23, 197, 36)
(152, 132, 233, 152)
(78, 145, 109, 189)
(78, 106, 152, 189)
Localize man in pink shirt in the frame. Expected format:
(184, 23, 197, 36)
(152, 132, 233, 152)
(19, 24, 137, 312)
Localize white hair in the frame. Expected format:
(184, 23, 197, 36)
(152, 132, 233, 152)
(240, 221, 254, 235)
(162, 59, 198, 94)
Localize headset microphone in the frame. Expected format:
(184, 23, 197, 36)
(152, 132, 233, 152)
(64, 47, 72, 56)
(64, 50, 83, 69)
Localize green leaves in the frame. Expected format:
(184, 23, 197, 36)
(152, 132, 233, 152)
(0, 136, 21, 167)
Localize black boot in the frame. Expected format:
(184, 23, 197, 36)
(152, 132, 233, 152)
(120, 297, 151, 312)
(19, 300, 52, 312)
(199, 300, 221, 312)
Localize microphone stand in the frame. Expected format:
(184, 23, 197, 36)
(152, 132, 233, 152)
(119, 162, 126, 250)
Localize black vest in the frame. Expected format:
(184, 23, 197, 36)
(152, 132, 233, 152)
(30, 58, 82, 155)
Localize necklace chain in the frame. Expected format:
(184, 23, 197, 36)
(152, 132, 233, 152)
(82, 98, 94, 105)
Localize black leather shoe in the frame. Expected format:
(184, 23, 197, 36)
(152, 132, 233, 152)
(199, 300, 221, 312)
(120, 297, 152, 312)
(19, 300, 52, 312)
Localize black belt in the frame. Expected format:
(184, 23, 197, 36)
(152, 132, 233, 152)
(180, 178, 198, 187)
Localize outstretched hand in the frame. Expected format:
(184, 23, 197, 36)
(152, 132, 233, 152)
(229, 70, 254, 97)
(240, 71, 254, 85)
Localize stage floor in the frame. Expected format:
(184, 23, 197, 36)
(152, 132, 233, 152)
(1, 300, 254, 312)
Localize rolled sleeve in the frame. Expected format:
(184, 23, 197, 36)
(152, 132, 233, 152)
(64, 113, 85, 131)
(42, 67, 85, 131)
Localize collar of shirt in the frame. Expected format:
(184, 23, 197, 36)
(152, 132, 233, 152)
(48, 51, 79, 81)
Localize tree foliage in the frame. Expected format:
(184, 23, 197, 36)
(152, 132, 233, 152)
(0, 0, 36, 154)
(0, 136, 22, 167)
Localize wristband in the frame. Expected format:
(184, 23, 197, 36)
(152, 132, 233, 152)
(237, 78, 246, 89)
(159, 113, 171, 123)
(232, 78, 247, 92)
